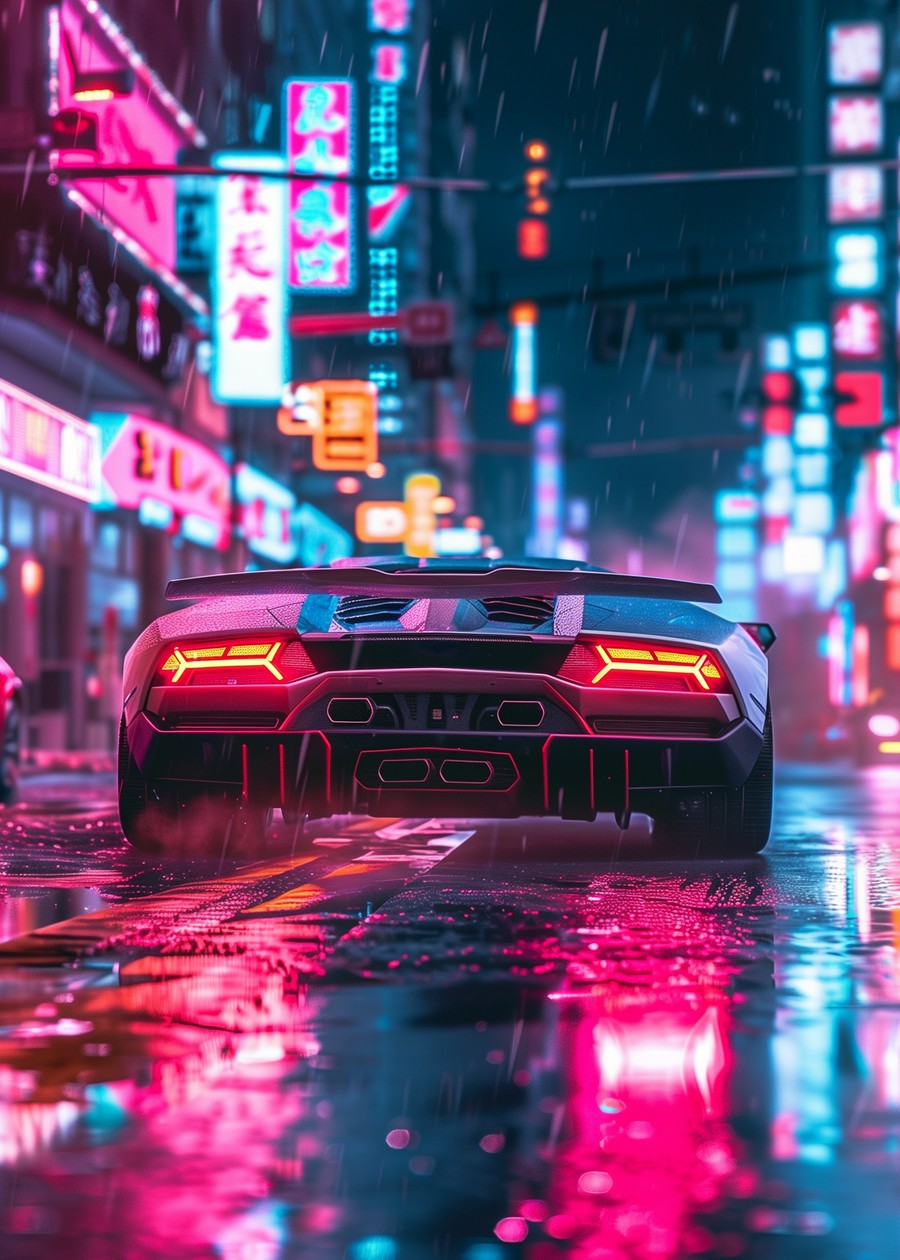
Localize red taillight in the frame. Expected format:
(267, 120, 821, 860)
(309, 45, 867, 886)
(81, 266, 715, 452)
(154, 638, 316, 685)
(558, 638, 731, 694)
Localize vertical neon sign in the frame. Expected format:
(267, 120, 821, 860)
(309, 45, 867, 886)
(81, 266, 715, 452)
(509, 303, 538, 424)
(211, 152, 287, 404)
(285, 79, 355, 293)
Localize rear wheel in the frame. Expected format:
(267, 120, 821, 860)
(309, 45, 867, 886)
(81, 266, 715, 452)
(649, 707, 773, 858)
(118, 717, 268, 858)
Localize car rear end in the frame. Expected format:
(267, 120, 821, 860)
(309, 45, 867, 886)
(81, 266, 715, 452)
(121, 582, 769, 826)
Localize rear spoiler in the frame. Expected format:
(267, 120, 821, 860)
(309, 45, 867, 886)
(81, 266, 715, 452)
(740, 622, 776, 652)
(165, 566, 722, 605)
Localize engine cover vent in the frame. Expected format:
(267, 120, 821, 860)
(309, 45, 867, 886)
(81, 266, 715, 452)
(475, 596, 555, 627)
(335, 596, 414, 627)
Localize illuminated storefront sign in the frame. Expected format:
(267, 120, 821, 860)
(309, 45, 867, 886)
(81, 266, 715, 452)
(404, 472, 440, 557)
(212, 153, 287, 404)
(234, 463, 296, 564)
(827, 165, 883, 222)
(50, 0, 206, 314)
(828, 96, 883, 155)
(509, 303, 538, 424)
(831, 299, 882, 359)
(0, 379, 100, 502)
(96, 413, 230, 549)
(355, 472, 440, 555)
(828, 23, 884, 85)
(285, 79, 354, 292)
(293, 502, 352, 566)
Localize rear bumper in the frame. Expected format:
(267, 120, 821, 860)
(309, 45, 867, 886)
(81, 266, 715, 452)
(124, 710, 765, 821)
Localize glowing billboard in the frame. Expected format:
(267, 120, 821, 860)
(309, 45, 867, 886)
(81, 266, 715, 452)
(51, 0, 206, 312)
(97, 413, 230, 549)
(285, 79, 355, 292)
(0, 378, 100, 503)
(212, 153, 287, 405)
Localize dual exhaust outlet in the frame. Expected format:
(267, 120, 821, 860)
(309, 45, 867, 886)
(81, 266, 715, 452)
(326, 696, 545, 728)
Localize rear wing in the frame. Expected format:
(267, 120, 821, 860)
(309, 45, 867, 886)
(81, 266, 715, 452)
(165, 566, 722, 605)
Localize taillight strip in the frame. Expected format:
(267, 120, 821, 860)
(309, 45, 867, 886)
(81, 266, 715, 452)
(164, 641, 284, 683)
(589, 642, 723, 691)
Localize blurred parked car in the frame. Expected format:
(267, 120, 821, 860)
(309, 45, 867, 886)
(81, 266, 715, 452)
(0, 656, 22, 804)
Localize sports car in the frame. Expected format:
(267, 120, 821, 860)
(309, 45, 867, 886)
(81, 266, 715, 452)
(117, 558, 775, 858)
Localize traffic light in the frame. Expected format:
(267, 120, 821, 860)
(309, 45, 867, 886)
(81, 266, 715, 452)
(517, 139, 551, 259)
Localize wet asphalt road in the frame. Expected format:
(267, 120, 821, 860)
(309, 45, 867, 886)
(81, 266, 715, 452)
(0, 763, 896, 1258)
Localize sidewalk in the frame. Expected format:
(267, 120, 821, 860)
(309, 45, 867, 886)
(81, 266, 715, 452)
(19, 750, 117, 777)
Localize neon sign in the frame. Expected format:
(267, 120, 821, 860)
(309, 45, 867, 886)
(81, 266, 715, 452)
(509, 303, 538, 424)
(212, 152, 287, 404)
(829, 23, 883, 85)
(285, 79, 354, 292)
(96, 413, 230, 549)
(828, 96, 883, 155)
(827, 165, 883, 223)
(0, 378, 100, 503)
(832, 300, 882, 359)
(51, 0, 206, 312)
(369, 0, 411, 34)
(235, 463, 296, 564)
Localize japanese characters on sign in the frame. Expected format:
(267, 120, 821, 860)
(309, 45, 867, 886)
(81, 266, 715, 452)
(96, 413, 230, 549)
(828, 96, 883, 155)
(356, 472, 440, 556)
(827, 166, 883, 223)
(828, 23, 884, 86)
(369, 0, 412, 34)
(211, 152, 287, 404)
(285, 79, 355, 293)
(312, 381, 378, 471)
(831, 300, 882, 360)
(0, 378, 100, 503)
(235, 463, 296, 564)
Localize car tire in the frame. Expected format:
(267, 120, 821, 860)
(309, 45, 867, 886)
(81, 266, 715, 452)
(649, 706, 773, 858)
(0, 699, 21, 807)
(118, 717, 268, 858)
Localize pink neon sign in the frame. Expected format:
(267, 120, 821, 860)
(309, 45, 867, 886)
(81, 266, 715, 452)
(829, 23, 883, 85)
(832, 299, 882, 360)
(0, 378, 100, 503)
(828, 96, 883, 155)
(285, 80, 354, 292)
(100, 415, 230, 548)
(828, 165, 883, 223)
(53, 0, 201, 278)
